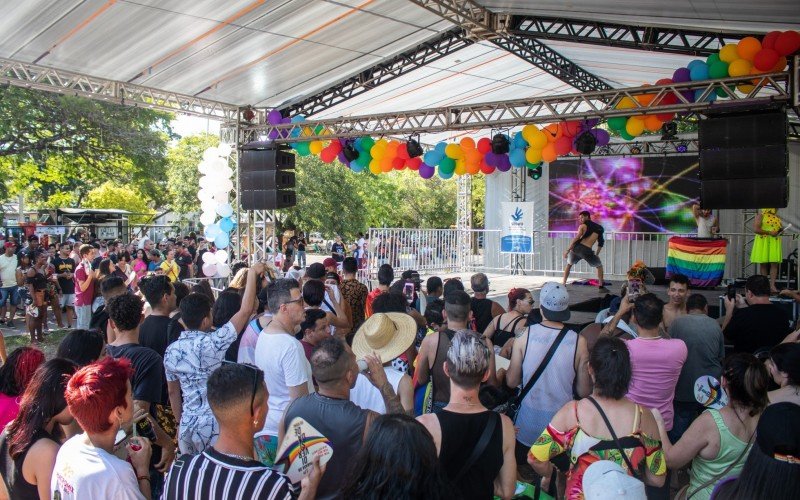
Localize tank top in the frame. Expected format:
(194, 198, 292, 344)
(688, 409, 753, 500)
(437, 410, 503, 500)
(283, 394, 367, 500)
(696, 215, 716, 238)
(493, 314, 527, 349)
(0, 427, 54, 500)
(431, 329, 456, 404)
(471, 298, 495, 334)
(349, 367, 405, 413)
(516, 323, 578, 446)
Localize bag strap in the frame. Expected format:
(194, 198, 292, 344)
(686, 428, 755, 499)
(517, 326, 570, 403)
(452, 413, 498, 483)
(586, 397, 640, 479)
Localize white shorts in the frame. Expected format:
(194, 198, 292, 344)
(59, 294, 75, 308)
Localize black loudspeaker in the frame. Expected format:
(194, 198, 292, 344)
(240, 191, 297, 210)
(649, 267, 669, 286)
(239, 142, 296, 210)
(699, 106, 788, 209)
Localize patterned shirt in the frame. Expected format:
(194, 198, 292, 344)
(340, 278, 367, 330)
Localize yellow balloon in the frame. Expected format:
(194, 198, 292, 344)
(617, 97, 637, 109)
(528, 128, 548, 149)
(301, 126, 313, 137)
(525, 148, 542, 164)
(719, 44, 739, 63)
(728, 59, 752, 77)
(521, 124, 539, 143)
(454, 160, 466, 176)
(309, 140, 324, 155)
(625, 116, 645, 137)
(737, 84, 755, 94)
(445, 143, 464, 160)
(369, 160, 382, 174)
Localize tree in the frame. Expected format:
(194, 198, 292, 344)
(0, 87, 173, 207)
(165, 133, 220, 216)
(84, 182, 155, 224)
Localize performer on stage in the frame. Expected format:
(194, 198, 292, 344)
(751, 208, 783, 294)
(562, 211, 608, 293)
(692, 203, 719, 238)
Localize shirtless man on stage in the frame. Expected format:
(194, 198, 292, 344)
(562, 211, 609, 293)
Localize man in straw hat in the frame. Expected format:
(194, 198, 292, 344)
(279, 332, 405, 500)
(349, 311, 417, 413)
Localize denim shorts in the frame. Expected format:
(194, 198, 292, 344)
(0, 287, 19, 307)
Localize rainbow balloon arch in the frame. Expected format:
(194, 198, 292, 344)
(261, 30, 799, 180)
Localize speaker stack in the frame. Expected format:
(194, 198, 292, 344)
(699, 105, 788, 209)
(239, 142, 297, 210)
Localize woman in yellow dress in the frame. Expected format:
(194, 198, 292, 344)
(751, 208, 783, 293)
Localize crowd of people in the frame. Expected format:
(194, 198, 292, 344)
(0, 227, 797, 499)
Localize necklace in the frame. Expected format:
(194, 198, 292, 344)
(637, 335, 662, 340)
(216, 449, 255, 462)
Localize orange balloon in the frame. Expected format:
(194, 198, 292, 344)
(736, 37, 762, 62)
(737, 84, 756, 94)
(460, 137, 476, 150)
(543, 123, 562, 142)
(385, 141, 400, 159)
(644, 115, 663, 132)
(380, 156, 393, 172)
(466, 162, 481, 175)
(542, 144, 558, 163)
(636, 85, 656, 106)
(773, 56, 788, 71)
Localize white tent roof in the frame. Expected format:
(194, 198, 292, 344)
(0, 0, 797, 119)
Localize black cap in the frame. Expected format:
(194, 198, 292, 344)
(306, 262, 326, 280)
(756, 402, 800, 464)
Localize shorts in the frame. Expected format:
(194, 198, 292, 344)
(567, 243, 603, 268)
(0, 287, 19, 307)
(254, 434, 279, 466)
(59, 294, 75, 308)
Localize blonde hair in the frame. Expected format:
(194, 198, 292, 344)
(445, 330, 490, 388)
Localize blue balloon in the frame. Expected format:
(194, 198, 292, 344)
(204, 223, 220, 239)
(423, 151, 439, 166)
(290, 115, 306, 123)
(214, 232, 230, 249)
(438, 168, 453, 179)
(689, 62, 709, 81)
(350, 162, 364, 173)
(509, 149, 526, 168)
(219, 217, 234, 233)
(694, 89, 717, 102)
(434, 142, 447, 154)
(687, 60, 705, 71)
(513, 132, 527, 149)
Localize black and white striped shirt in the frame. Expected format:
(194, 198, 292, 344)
(162, 447, 294, 500)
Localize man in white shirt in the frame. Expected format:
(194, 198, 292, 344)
(0, 242, 19, 327)
(253, 278, 310, 466)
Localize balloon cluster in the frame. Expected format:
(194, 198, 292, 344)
(608, 30, 799, 139)
(197, 145, 235, 278)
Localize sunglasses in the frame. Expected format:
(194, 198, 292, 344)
(222, 361, 263, 416)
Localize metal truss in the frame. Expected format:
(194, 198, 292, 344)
(407, 0, 610, 92)
(280, 28, 473, 117)
(592, 138, 700, 156)
(456, 175, 473, 270)
(0, 57, 239, 121)
(508, 16, 753, 56)
(243, 73, 791, 142)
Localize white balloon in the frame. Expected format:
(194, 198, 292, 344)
(215, 250, 229, 263)
(199, 211, 216, 226)
(217, 166, 234, 180)
(218, 178, 234, 192)
(202, 147, 219, 162)
(202, 251, 217, 264)
(198, 175, 215, 190)
(216, 262, 231, 278)
(197, 160, 212, 174)
(200, 199, 217, 214)
(197, 189, 215, 202)
(202, 263, 217, 277)
(211, 157, 228, 170)
(217, 143, 232, 157)
(212, 192, 229, 204)
(216, 202, 234, 218)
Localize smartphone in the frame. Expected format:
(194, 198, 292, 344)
(403, 282, 415, 305)
(627, 279, 642, 302)
(727, 284, 736, 300)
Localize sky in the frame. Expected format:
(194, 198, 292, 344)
(171, 114, 221, 139)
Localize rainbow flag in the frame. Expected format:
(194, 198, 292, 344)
(667, 237, 727, 287)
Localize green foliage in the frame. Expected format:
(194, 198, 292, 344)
(84, 182, 155, 224)
(166, 133, 220, 216)
(282, 156, 458, 239)
(0, 87, 173, 208)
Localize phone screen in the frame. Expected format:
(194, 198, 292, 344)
(627, 279, 642, 302)
(403, 282, 415, 304)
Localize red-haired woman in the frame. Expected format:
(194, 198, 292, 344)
(0, 358, 76, 499)
(0, 346, 45, 430)
(482, 288, 534, 358)
(51, 357, 152, 500)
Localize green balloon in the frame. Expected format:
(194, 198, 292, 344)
(706, 53, 721, 66)
(715, 87, 729, 98)
(526, 161, 542, 169)
(360, 136, 375, 150)
(708, 61, 729, 79)
(295, 142, 311, 156)
(619, 130, 635, 141)
(608, 116, 627, 131)
(439, 157, 456, 174)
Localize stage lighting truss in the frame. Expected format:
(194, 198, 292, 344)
(675, 141, 689, 153)
(629, 143, 642, 155)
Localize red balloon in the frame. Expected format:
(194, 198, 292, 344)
(320, 149, 336, 163)
(655, 78, 674, 86)
(753, 48, 780, 71)
(554, 136, 572, 156)
(477, 137, 492, 154)
(405, 157, 422, 170)
(656, 112, 676, 122)
(397, 143, 410, 160)
(392, 157, 405, 170)
(561, 121, 581, 137)
(762, 31, 781, 50)
(774, 31, 800, 57)
(479, 160, 495, 175)
(329, 141, 342, 154)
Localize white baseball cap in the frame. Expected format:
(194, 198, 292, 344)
(539, 282, 570, 322)
(583, 460, 646, 500)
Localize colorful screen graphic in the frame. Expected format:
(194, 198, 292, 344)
(548, 156, 700, 233)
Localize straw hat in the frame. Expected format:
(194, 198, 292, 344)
(352, 313, 417, 361)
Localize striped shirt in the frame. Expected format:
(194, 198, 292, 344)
(162, 447, 294, 500)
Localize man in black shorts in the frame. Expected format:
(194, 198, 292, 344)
(562, 210, 608, 292)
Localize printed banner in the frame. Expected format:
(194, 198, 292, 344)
(500, 202, 533, 254)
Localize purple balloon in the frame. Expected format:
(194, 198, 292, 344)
(673, 67, 691, 83)
(267, 130, 279, 140)
(337, 151, 350, 166)
(581, 118, 600, 130)
(267, 109, 283, 125)
(281, 117, 291, 124)
(495, 154, 511, 172)
(419, 163, 435, 179)
(680, 89, 696, 103)
(484, 152, 498, 167)
(591, 128, 610, 147)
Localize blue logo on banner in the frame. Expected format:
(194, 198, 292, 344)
(511, 207, 523, 222)
(501, 235, 532, 253)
